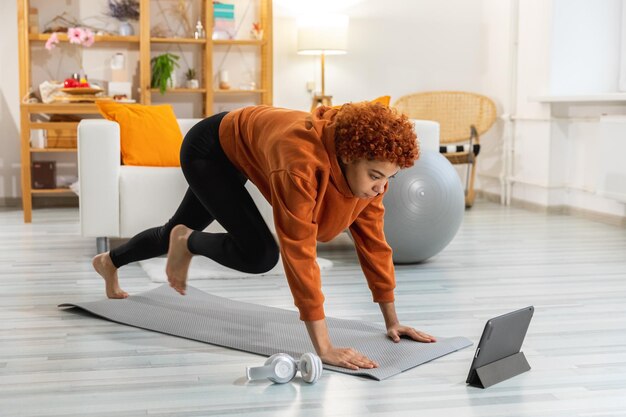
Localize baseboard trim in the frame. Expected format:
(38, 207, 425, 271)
(478, 191, 626, 227)
(0, 198, 21, 207)
(563, 206, 626, 227)
(0, 196, 79, 208)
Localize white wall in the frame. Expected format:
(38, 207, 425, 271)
(550, 0, 622, 95)
(502, 0, 626, 217)
(0, 0, 21, 202)
(273, 0, 487, 110)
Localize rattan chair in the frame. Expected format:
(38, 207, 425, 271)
(393, 91, 497, 207)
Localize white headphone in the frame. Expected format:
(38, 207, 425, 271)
(246, 352, 323, 384)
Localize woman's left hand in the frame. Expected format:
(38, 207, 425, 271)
(386, 323, 437, 343)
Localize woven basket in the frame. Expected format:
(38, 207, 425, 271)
(393, 91, 496, 145)
(393, 91, 497, 207)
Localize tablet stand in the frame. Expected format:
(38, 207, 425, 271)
(468, 351, 530, 388)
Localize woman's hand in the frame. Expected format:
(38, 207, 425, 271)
(379, 302, 436, 343)
(319, 346, 379, 370)
(304, 319, 378, 370)
(386, 323, 437, 343)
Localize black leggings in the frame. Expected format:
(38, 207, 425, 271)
(109, 112, 279, 274)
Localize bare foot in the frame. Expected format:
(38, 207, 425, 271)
(166, 224, 193, 295)
(92, 252, 128, 299)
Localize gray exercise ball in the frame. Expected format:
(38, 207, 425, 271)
(383, 150, 465, 263)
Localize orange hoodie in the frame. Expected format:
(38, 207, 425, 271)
(219, 105, 395, 321)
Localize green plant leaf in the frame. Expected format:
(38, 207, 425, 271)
(151, 53, 180, 94)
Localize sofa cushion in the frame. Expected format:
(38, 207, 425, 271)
(119, 166, 188, 236)
(118, 166, 276, 237)
(97, 101, 183, 167)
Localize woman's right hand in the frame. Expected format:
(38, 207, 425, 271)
(319, 346, 379, 370)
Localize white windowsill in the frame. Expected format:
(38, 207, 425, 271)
(531, 93, 626, 103)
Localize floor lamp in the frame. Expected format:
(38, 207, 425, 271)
(297, 15, 349, 111)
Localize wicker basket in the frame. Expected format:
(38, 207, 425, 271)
(393, 91, 497, 207)
(46, 129, 77, 148)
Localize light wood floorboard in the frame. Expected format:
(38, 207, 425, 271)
(1, 201, 625, 416)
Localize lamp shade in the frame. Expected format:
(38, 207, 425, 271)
(297, 14, 348, 55)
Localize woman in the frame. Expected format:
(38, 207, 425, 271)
(93, 102, 436, 370)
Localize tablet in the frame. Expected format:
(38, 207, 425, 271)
(466, 306, 534, 386)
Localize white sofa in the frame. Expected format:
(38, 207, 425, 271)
(78, 118, 439, 253)
(77, 119, 274, 252)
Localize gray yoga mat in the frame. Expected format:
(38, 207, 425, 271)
(59, 284, 472, 380)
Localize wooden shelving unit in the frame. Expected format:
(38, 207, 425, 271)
(16, 0, 273, 223)
(29, 33, 140, 43)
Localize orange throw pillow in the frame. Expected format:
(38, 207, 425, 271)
(330, 95, 391, 110)
(369, 95, 391, 106)
(96, 101, 183, 167)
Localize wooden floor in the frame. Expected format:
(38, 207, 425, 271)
(1, 201, 625, 416)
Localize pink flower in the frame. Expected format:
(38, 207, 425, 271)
(46, 27, 95, 52)
(45, 32, 59, 50)
(82, 28, 95, 47)
(68, 27, 84, 45)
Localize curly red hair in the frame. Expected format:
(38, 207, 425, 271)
(334, 102, 418, 168)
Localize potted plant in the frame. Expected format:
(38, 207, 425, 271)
(107, 0, 140, 36)
(185, 68, 199, 89)
(151, 53, 180, 94)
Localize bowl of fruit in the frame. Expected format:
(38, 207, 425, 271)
(61, 78, 103, 95)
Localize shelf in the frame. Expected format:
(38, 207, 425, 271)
(29, 122, 80, 130)
(214, 89, 266, 94)
(151, 37, 206, 44)
(150, 88, 207, 94)
(151, 38, 266, 46)
(21, 103, 101, 114)
(213, 39, 266, 46)
(29, 33, 140, 43)
(31, 188, 75, 195)
(30, 148, 76, 153)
